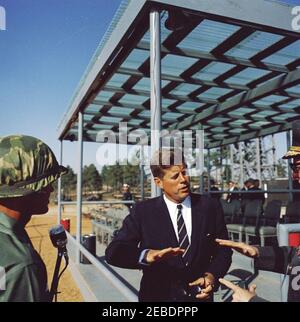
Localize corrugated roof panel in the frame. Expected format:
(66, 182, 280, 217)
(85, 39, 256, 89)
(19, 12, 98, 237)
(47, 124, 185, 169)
(121, 49, 149, 70)
(225, 31, 283, 59)
(118, 94, 149, 105)
(177, 102, 205, 113)
(177, 19, 240, 53)
(193, 62, 234, 81)
(198, 87, 232, 99)
(169, 83, 200, 96)
(228, 107, 254, 116)
(272, 113, 298, 121)
(109, 106, 135, 115)
(254, 94, 289, 105)
(133, 78, 170, 91)
(161, 54, 198, 76)
(95, 91, 115, 101)
(225, 67, 270, 85)
(106, 73, 131, 87)
(279, 99, 300, 109)
(262, 40, 300, 65)
(249, 121, 271, 128)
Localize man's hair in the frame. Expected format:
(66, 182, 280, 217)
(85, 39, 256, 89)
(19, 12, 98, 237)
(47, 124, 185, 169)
(248, 178, 255, 185)
(253, 179, 260, 187)
(150, 148, 186, 179)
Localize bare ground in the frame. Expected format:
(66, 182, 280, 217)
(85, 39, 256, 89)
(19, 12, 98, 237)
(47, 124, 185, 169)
(25, 205, 94, 302)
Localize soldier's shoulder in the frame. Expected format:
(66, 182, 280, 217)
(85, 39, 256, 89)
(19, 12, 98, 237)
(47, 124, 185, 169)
(0, 232, 34, 267)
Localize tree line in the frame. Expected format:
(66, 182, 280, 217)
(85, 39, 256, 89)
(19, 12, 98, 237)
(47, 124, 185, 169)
(58, 163, 140, 199)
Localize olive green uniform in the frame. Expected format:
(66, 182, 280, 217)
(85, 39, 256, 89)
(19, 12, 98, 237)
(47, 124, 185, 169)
(0, 212, 49, 302)
(0, 135, 67, 302)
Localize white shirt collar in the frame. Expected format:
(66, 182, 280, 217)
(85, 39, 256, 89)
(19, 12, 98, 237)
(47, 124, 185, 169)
(163, 194, 191, 210)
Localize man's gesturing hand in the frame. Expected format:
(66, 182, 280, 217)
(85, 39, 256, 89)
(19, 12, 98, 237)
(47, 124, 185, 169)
(189, 272, 215, 300)
(145, 247, 185, 264)
(215, 239, 259, 258)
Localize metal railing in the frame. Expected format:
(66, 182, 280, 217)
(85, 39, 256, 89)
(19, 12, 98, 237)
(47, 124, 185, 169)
(61, 200, 135, 205)
(66, 232, 138, 302)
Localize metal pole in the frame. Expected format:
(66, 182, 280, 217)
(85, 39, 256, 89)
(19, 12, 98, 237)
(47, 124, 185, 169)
(150, 9, 162, 198)
(272, 134, 278, 178)
(76, 112, 83, 264)
(255, 137, 262, 183)
(198, 128, 205, 194)
(286, 130, 293, 202)
(230, 144, 234, 181)
(207, 148, 211, 192)
(239, 142, 244, 188)
(140, 144, 145, 200)
(57, 140, 63, 225)
(225, 145, 228, 187)
(220, 146, 224, 190)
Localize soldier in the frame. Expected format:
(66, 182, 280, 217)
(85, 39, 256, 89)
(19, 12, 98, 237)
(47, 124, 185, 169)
(216, 121, 300, 302)
(0, 135, 67, 301)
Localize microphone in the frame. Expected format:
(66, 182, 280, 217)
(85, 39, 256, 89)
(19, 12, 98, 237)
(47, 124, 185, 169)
(48, 224, 69, 302)
(49, 224, 68, 250)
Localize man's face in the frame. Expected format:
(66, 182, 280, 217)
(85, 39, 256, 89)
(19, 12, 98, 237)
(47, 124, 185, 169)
(154, 165, 190, 203)
(26, 184, 54, 215)
(291, 156, 300, 183)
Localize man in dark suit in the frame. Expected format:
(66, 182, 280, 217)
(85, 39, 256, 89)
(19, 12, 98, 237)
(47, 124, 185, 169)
(105, 148, 232, 302)
(226, 181, 239, 203)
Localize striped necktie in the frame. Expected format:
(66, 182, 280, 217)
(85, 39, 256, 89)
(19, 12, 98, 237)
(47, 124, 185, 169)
(177, 204, 190, 265)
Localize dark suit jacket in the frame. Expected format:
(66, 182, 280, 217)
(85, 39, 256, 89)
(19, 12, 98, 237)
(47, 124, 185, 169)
(226, 187, 240, 203)
(105, 193, 232, 302)
(253, 246, 300, 302)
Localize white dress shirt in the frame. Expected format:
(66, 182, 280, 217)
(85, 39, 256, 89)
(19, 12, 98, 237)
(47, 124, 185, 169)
(163, 194, 192, 243)
(138, 194, 192, 266)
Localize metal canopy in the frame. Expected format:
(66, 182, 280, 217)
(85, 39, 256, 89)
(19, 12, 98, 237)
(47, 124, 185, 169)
(57, 0, 300, 149)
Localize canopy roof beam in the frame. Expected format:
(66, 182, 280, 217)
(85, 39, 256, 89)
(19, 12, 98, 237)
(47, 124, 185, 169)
(169, 68, 300, 131)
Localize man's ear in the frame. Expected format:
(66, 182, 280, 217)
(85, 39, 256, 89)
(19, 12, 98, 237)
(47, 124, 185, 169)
(154, 177, 163, 189)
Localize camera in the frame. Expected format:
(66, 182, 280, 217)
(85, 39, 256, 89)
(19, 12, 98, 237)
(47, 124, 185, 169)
(187, 285, 202, 297)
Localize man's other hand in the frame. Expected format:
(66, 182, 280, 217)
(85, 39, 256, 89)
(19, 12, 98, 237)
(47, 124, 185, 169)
(145, 247, 185, 264)
(189, 272, 215, 300)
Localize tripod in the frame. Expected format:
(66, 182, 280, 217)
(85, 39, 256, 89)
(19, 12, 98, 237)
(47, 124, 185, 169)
(49, 247, 69, 302)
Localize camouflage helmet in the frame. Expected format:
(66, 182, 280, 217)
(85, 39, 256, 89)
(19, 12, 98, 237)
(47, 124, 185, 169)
(282, 121, 300, 159)
(0, 135, 68, 198)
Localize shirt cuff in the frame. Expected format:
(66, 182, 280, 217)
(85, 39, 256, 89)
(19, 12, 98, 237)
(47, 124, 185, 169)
(138, 249, 150, 266)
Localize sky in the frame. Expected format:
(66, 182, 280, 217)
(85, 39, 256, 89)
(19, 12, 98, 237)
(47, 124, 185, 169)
(0, 0, 122, 170)
(0, 0, 299, 172)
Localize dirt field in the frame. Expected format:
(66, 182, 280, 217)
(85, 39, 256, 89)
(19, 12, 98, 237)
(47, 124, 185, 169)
(25, 204, 94, 302)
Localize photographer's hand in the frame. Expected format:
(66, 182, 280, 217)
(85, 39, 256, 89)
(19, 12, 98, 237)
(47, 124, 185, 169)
(219, 278, 257, 302)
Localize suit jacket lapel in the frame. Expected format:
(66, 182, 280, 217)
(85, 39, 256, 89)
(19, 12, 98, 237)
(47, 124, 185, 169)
(190, 194, 204, 261)
(155, 195, 178, 248)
